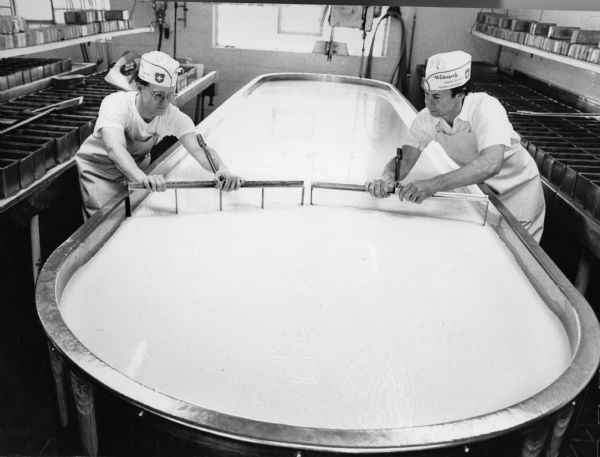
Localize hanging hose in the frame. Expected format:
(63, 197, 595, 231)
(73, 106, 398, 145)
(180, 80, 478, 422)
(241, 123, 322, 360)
(157, 22, 163, 51)
(364, 6, 405, 92)
(152, 1, 168, 51)
(388, 8, 408, 93)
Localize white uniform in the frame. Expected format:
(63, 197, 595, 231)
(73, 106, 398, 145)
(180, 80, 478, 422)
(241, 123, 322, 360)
(404, 92, 545, 241)
(75, 91, 196, 217)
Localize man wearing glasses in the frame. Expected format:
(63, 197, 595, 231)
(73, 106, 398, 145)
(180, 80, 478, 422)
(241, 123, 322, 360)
(75, 50, 243, 218)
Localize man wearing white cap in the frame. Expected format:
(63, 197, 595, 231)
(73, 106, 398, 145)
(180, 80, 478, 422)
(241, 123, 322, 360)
(365, 50, 545, 242)
(75, 50, 243, 218)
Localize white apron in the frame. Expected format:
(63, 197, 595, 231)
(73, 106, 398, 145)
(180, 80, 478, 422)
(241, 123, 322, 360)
(434, 123, 545, 242)
(76, 134, 156, 219)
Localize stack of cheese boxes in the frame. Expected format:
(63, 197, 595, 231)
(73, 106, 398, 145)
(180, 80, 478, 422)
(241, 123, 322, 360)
(0, 15, 28, 49)
(0, 8, 133, 50)
(475, 12, 600, 64)
(0, 57, 72, 90)
(62, 8, 132, 36)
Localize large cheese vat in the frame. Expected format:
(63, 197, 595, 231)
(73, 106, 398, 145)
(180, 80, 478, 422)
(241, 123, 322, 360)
(36, 74, 600, 456)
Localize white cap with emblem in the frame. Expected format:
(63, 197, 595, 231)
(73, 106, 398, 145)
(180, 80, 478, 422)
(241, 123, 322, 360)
(138, 50, 181, 88)
(424, 51, 471, 91)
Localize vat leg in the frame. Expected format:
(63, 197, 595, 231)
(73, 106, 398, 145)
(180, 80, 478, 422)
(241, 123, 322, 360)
(70, 373, 99, 457)
(575, 250, 593, 295)
(520, 423, 549, 457)
(194, 93, 202, 123)
(545, 401, 576, 457)
(30, 215, 41, 281)
(48, 344, 68, 427)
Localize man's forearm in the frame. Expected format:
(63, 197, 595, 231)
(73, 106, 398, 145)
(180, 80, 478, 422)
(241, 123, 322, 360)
(429, 157, 498, 193)
(107, 147, 146, 181)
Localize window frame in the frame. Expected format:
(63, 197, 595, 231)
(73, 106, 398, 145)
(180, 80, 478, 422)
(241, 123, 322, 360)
(213, 4, 390, 58)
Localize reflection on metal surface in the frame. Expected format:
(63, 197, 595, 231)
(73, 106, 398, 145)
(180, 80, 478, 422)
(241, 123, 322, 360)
(70, 372, 97, 456)
(48, 344, 68, 428)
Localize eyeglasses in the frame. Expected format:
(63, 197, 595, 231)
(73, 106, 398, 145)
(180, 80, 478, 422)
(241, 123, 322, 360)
(151, 89, 177, 103)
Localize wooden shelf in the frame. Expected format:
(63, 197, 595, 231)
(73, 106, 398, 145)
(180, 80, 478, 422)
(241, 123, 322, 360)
(471, 30, 600, 74)
(0, 27, 154, 59)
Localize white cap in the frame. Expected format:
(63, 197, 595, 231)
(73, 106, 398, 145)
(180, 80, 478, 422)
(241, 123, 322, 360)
(424, 51, 471, 91)
(138, 51, 180, 88)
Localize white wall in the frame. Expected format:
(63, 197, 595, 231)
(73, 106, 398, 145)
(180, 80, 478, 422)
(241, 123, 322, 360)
(30, 4, 496, 116)
(29, 5, 600, 113)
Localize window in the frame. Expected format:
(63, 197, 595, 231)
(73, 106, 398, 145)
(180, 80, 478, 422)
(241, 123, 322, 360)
(14, 0, 53, 21)
(278, 5, 325, 36)
(216, 4, 388, 57)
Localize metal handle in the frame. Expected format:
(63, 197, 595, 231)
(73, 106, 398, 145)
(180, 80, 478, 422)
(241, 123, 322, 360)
(310, 181, 489, 202)
(510, 110, 600, 118)
(310, 181, 490, 226)
(125, 179, 305, 216)
(127, 179, 304, 190)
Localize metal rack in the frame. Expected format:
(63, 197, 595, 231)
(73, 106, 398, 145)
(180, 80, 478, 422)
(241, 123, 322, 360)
(470, 70, 600, 296)
(471, 30, 600, 74)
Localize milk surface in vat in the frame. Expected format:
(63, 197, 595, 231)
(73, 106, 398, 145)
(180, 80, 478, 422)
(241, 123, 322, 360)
(60, 205, 570, 430)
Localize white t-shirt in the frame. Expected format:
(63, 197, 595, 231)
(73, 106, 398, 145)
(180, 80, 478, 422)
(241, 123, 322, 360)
(76, 91, 196, 180)
(404, 92, 540, 195)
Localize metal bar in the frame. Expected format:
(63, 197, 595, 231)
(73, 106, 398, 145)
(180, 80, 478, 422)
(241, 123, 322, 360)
(244, 180, 304, 188)
(510, 110, 600, 118)
(128, 180, 217, 190)
(197, 133, 218, 173)
(394, 147, 402, 182)
(175, 189, 179, 214)
(127, 180, 304, 190)
(311, 181, 489, 202)
(483, 201, 490, 226)
(196, 133, 220, 211)
(261, 187, 264, 209)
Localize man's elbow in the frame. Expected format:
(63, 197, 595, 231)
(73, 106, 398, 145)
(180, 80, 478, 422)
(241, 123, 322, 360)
(106, 146, 119, 161)
(482, 151, 504, 177)
(489, 160, 503, 176)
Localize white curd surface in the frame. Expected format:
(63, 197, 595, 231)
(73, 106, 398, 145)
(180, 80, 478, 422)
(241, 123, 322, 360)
(60, 78, 570, 430)
(60, 206, 570, 429)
